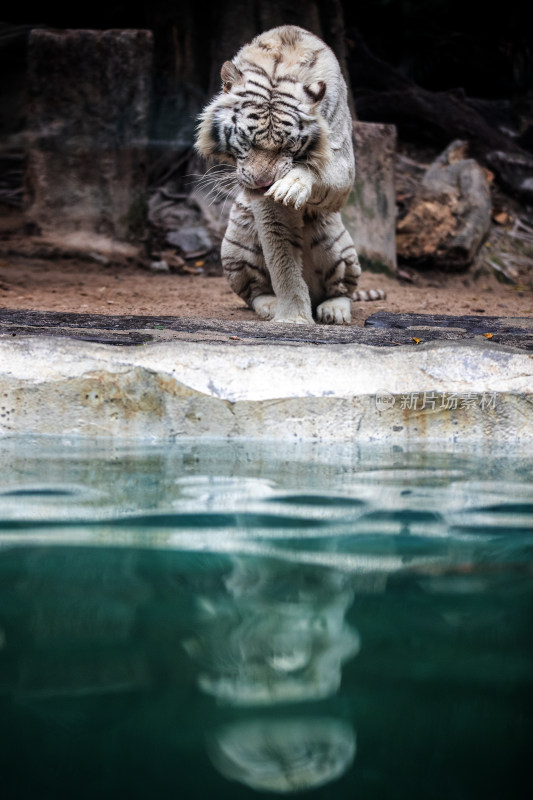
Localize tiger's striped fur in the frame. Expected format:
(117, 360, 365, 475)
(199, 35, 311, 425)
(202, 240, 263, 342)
(195, 25, 385, 324)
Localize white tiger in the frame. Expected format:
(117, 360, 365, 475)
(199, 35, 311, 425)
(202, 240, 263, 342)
(195, 25, 384, 324)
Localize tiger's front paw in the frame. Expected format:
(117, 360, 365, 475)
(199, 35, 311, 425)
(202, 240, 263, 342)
(273, 312, 315, 325)
(316, 297, 351, 325)
(265, 172, 312, 210)
(273, 297, 314, 325)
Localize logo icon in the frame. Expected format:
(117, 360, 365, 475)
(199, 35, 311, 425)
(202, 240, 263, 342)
(375, 389, 395, 410)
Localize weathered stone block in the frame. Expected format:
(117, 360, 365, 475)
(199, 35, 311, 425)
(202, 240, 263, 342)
(25, 29, 152, 243)
(342, 121, 397, 275)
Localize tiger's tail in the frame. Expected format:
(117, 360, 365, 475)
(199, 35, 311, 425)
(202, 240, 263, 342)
(351, 289, 387, 301)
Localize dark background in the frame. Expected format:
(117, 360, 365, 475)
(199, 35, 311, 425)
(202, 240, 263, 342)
(1, 0, 532, 196)
(2, 0, 531, 95)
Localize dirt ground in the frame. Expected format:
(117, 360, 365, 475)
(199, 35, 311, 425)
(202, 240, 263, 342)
(1, 187, 532, 325)
(0, 251, 531, 326)
(1, 133, 532, 326)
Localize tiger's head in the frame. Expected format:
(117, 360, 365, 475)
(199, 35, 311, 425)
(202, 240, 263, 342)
(195, 60, 331, 194)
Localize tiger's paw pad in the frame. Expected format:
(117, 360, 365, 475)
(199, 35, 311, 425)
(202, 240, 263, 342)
(265, 174, 311, 210)
(252, 294, 278, 320)
(316, 297, 351, 325)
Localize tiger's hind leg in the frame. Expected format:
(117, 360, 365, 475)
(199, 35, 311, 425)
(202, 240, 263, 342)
(221, 192, 276, 318)
(305, 212, 361, 325)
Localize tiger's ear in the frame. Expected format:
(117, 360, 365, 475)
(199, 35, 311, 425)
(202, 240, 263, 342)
(304, 81, 326, 104)
(221, 61, 242, 92)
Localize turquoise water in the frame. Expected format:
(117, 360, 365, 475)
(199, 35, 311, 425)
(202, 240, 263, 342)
(0, 437, 532, 799)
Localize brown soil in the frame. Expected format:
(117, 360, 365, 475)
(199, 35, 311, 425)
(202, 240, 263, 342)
(0, 252, 531, 325)
(1, 188, 532, 325)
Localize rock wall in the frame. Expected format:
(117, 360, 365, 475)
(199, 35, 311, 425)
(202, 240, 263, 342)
(25, 29, 153, 244)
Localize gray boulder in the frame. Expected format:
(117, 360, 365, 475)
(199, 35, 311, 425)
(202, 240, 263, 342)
(397, 140, 492, 269)
(166, 225, 213, 258)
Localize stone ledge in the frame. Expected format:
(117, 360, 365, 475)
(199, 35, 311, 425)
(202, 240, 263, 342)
(1, 309, 532, 350)
(0, 335, 531, 442)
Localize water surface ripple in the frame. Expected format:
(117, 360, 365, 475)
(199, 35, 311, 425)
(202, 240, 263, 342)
(0, 437, 531, 800)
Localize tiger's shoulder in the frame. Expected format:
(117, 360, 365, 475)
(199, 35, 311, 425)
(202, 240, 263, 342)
(231, 25, 347, 116)
(234, 25, 336, 71)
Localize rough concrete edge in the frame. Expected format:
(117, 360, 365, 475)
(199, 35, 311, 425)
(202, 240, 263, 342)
(0, 336, 532, 442)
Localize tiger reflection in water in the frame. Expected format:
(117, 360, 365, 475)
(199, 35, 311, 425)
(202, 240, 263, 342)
(195, 25, 384, 325)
